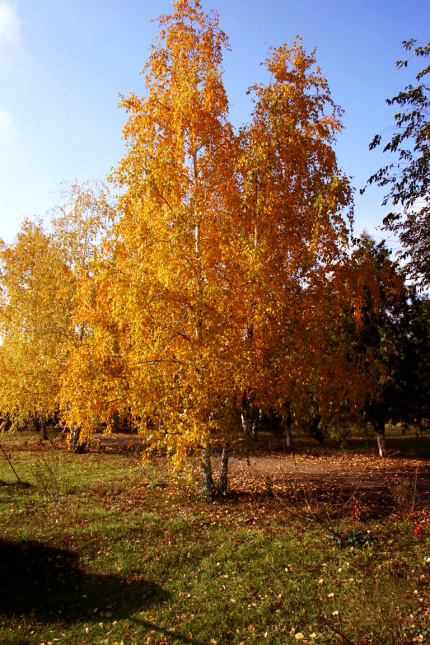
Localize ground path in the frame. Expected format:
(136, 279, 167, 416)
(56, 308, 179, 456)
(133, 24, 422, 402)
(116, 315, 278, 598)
(93, 433, 430, 515)
(227, 452, 430, 514)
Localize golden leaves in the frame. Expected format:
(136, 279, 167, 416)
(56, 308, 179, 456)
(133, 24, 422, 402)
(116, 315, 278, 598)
(0, 3, 369, 465)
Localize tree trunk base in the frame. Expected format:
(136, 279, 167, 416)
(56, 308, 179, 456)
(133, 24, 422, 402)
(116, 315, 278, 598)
(376, 430, 387, 458)
(69, 426, 86, 454)
(241, 413, 258, 441)
(201, 447, 216, 499)
(201, 444, 230, 500)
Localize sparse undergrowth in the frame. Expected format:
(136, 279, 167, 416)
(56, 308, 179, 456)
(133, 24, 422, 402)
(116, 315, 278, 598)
(0, 432, 429, 645)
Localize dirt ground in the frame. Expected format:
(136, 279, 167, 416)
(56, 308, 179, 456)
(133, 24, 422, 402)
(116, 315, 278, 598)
(228, 452, 430, 511)
(90, 433, 430, 514)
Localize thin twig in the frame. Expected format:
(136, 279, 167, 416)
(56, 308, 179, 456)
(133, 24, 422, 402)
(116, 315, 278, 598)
(408, 464, 419, 519)
(0, 443, 21, 483)
(320, 616, 357, 645)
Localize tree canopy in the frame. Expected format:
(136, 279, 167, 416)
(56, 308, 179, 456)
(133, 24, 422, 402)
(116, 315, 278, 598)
(57, 0, 370, 493)
(0, 182, 113, 433)
(365, 40, 430, 288)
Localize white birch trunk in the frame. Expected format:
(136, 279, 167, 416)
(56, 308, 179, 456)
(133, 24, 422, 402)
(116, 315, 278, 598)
(217, 443, 230, 496)
(373, 415, 387, 457)
(241, 412, 258, 440)
(376, 430, 387, 458)
(70, 426, 86, 454)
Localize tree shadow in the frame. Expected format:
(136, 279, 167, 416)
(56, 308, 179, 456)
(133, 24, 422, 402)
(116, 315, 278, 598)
(227, 482, 398, 519)
(0, 480, 31, 488)
(0, 539, 168, 623)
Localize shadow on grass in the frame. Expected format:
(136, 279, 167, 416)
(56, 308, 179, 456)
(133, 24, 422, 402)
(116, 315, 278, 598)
(0, 480, 31, 488)
(227, 487, 393, 519)
(0, 539, 168, 623)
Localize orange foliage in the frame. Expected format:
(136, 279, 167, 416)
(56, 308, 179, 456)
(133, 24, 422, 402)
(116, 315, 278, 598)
(0, 2, 382, 471)
(60, 1, 367, 464)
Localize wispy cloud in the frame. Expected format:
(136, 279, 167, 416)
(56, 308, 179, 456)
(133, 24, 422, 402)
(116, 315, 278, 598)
(0, 2, 20, 141)
(0, 1, 20, 62)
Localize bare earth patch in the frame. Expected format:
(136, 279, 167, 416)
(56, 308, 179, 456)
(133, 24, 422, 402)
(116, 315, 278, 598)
(227, 452, 430, 512)
(89, 433, 430, 513)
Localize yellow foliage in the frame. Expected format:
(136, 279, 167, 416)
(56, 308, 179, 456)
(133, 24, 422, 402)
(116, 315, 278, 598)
(60, 2, 365, 462)
(1, 3, 377, 468)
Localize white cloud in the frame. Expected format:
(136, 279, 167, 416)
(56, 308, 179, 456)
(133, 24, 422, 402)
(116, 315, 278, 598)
(0, 1, 20, 62)
(0, 1, 19, 44)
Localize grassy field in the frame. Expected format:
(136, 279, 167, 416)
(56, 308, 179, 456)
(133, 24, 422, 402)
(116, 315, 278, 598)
(0, 430, 429, 645)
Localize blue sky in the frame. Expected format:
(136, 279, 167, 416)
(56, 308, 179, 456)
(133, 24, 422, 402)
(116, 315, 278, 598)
(0, 0, 429, 252)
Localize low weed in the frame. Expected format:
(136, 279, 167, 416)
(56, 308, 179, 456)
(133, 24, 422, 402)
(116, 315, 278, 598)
(31, 452, 62, 500)
(387, 472, 418, 518)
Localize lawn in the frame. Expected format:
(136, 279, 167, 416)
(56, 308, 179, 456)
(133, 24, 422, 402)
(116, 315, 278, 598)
(0, 430, 429, 644)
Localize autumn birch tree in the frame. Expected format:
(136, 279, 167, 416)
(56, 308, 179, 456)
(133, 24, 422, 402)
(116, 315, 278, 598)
(231, 41, 361, 437)
(0, 181, 113, 441)
(63, 7, 365, 494)
(62, 0, 244, 493)
(0, 221, 70, 432)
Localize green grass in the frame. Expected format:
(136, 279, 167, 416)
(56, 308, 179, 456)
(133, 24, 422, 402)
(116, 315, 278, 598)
(0, 431, 429, 644)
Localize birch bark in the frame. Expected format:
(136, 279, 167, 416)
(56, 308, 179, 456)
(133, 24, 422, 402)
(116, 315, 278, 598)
(218, 442, 230, 496)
